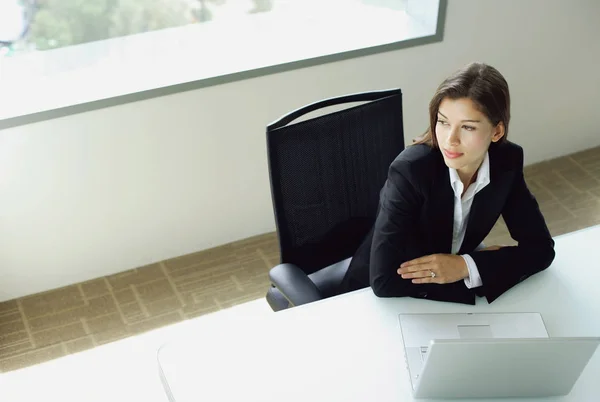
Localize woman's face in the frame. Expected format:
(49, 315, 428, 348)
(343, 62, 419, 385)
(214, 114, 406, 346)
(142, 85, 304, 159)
(435, 97, 504, 177)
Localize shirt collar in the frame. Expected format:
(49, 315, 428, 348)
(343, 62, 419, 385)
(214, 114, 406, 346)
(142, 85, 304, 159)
(448, 152, 490, 198)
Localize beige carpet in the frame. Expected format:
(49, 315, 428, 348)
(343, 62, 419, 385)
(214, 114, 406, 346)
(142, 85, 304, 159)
(1, 146, 599, 372)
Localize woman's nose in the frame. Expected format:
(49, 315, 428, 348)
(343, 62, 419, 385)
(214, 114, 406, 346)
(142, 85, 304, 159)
(447, 128, 460, 145)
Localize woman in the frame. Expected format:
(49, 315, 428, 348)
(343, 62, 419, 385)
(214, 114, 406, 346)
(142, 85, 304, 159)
(340, 62, 555, 305)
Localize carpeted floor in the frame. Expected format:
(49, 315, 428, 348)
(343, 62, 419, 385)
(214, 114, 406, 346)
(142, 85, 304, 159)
(1, 146, 599, 372)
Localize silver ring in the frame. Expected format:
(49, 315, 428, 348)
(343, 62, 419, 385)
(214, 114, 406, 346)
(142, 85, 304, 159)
(430, 270, 436, 278)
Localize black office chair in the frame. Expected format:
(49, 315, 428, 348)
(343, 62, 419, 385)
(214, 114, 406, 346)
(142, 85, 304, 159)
(265, 89, 405, 311)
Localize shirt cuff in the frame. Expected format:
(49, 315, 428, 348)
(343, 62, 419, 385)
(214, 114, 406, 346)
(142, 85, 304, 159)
(461, 254, 483, 289)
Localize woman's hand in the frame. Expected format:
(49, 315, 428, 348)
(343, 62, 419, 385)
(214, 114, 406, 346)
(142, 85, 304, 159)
(397, 254, 469, 284)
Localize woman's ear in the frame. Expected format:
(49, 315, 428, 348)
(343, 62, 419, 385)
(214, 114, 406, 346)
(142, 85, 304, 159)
(491, 122, 505, 143)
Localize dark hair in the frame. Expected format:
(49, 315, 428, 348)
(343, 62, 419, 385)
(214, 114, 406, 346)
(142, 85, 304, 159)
(413, 62, 510, 147)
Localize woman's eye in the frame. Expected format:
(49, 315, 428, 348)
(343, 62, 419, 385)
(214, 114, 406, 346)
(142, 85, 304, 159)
(437, 120, 448, 126)
(463, 125, 476, 131)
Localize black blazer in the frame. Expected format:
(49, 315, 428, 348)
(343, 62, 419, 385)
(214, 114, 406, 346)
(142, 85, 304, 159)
(340, 140, 555, 305)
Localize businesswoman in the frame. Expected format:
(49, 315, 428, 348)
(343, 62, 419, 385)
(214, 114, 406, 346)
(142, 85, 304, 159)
(340, 62, 555, 305)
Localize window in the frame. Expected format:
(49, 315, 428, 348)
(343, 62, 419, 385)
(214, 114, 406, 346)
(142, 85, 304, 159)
(0, 0, 445, 128)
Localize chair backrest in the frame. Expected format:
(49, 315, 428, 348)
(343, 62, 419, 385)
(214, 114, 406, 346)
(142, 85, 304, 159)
(266, 89, 405, 275)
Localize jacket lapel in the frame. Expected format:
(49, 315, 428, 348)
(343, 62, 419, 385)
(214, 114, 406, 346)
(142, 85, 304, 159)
(428, 157, 455, 254)
(459, 144, 515, 254)
(459, 184, 494, 253)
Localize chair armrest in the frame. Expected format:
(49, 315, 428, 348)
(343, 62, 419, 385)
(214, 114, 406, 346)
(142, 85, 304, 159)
(269, 263, 323, 307)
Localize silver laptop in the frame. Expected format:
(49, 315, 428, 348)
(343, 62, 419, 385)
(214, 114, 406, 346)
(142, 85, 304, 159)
(398, 313, 600, 399)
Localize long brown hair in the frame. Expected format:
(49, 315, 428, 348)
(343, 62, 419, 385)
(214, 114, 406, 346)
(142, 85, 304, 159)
(413, 62, 511, 147)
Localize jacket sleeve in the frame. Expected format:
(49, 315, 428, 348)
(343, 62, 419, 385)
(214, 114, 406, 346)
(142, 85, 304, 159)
(469, 147, 555, 303)
(369, 160, 423, 297)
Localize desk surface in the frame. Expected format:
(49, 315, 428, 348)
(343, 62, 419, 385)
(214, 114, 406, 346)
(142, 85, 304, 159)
(157, 225, 600, 402)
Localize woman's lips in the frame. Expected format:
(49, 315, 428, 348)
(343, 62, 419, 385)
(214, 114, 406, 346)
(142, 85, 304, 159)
(443, 149, 463, 159)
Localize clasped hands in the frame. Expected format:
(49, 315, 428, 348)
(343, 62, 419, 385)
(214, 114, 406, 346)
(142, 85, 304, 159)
(397, 245, 504, 284)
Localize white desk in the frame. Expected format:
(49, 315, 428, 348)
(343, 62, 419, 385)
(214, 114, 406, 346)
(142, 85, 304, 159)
(157, 225, 600, 402)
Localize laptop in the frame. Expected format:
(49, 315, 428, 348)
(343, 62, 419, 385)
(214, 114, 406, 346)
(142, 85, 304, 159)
(398, 313, 600, 399)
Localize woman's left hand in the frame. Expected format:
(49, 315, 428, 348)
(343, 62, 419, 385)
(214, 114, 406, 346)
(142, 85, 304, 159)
(397, 254, 469, 284)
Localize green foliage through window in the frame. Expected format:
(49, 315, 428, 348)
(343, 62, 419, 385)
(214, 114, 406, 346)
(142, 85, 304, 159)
(23, 0, 274, 51)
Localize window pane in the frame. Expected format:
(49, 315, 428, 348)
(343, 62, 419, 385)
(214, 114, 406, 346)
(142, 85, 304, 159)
(0, 1, 441, 123)
(2, 0, 425, 55)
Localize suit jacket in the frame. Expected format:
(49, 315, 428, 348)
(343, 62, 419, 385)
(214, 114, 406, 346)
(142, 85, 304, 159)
(340, 140, 556, 305)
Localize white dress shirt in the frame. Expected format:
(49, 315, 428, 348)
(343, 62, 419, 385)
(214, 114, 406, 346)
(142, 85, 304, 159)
(448, 152, 490, 289)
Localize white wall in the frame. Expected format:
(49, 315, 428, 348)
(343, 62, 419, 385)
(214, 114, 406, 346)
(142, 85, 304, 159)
(1, 0, 599, 302)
